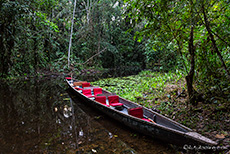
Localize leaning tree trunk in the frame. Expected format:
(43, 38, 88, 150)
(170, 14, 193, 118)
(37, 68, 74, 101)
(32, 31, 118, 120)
(202, 3, 230, 78)
(185, 25, 197, 106)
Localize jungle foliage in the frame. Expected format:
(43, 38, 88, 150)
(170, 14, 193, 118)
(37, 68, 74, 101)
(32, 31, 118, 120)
(124, 0, 230, 105)
(0, 0, 145, 78)
(0, 0, 229, 105)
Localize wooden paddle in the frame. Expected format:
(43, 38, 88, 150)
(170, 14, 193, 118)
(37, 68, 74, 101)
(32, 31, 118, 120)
(148, 118, 156, 124)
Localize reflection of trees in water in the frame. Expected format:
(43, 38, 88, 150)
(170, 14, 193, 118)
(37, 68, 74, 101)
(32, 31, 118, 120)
(0, 81, 19, 152)
(0, 77, 66, 153)
(66, 94, 137, 154)
(0, 77, 136, 153)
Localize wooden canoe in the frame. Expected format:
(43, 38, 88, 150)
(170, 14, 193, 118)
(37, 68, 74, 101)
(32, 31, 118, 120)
(65, 77, 217, 146)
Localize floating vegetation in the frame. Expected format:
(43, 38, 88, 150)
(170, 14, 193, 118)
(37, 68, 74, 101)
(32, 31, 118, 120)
(92, 70, 185, 111)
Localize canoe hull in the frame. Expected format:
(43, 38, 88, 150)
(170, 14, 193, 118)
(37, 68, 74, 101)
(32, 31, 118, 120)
(66, 79, 217, 146)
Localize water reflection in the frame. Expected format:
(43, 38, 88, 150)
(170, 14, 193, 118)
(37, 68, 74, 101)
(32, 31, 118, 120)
(57, 93, 137, 154)
(0, 77, 176, 154)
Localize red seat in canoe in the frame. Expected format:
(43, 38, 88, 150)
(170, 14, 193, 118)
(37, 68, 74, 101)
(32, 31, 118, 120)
(95, 96, 109, 107)
(93, 88, 102, 96)
(75, 82, 90, 90)
(108, 95, 123, 107)
(128, 107, 151, 122)
(65, 77, 72, 80)
(82, 82, 90, 88)
(82, 89, 94, 97)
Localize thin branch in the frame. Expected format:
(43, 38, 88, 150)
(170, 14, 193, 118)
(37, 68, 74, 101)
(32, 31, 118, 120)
(82, 48, 106, 65)
(211, 30, 230, 47)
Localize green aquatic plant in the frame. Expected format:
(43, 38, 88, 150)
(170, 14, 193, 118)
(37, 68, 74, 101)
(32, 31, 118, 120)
(92, 70, 185, 109)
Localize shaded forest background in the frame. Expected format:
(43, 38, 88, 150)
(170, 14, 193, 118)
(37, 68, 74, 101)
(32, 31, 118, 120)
(0, 0, 229, 105)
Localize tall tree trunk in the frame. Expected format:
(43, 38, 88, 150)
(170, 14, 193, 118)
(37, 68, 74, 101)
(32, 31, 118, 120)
(33, 24, 38, 76)
(44, 38, 51, 62)
(0, 20, 14, 78)
(0, 23, 6, 77)
(34, 38, 38, 75)
(202, 3, 230, 78)
(185, 25, 197, 105)
(185, 0, 198, 106)
(68, 0, 77, 68)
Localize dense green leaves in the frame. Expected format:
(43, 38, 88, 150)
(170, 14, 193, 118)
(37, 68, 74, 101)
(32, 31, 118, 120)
(0, 0, 146, 78)
(0, 0, 229, 105)
(124, 0, 230, 103)
(35, 11, 59, 32)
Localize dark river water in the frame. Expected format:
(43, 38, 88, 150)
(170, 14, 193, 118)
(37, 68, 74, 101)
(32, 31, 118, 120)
(0, 77, 177, 154)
